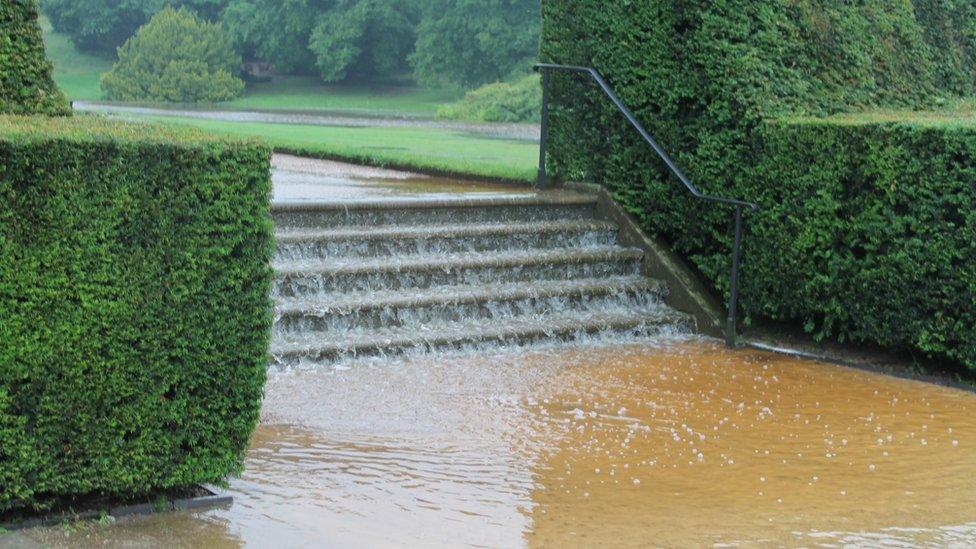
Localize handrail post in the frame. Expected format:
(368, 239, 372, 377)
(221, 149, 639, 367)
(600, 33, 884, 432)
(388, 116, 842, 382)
(726, 206, 744, 347)
(534, 63, 756, 347)
(537, 69, 551, 190)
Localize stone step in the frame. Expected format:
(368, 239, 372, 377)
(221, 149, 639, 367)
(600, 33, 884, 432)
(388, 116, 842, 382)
(269, 307, 695, 366)
(273, 276, 667, 335)
(272, 247, 644, 298)
(274, 220, 619, 261)
(272, 194, 598, 229)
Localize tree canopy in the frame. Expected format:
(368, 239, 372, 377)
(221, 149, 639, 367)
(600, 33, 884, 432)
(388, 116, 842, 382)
(101, 7, 244, 102)
(309, 0, 419, 82)
(40, 0, 226, 53)
(42, 0, 541, 89)
(219, 0, 322, 75)
(412, 0, 539, 88)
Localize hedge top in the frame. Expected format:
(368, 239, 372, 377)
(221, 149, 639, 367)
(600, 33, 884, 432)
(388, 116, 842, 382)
(0, 114, 266, 149)
(0, 0, 70, 116)
(542, 1, 976, 127)
(781, 110, 976, 130)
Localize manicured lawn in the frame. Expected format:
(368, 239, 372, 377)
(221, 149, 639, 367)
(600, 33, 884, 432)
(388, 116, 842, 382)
(40, 16, 112, 101)
(227, 78, 459, 116)
(136, 115, 538, 182)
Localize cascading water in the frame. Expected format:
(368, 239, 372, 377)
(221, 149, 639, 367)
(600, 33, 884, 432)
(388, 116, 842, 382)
(269, 193, 694, 367)
(17, 163, 976, 547)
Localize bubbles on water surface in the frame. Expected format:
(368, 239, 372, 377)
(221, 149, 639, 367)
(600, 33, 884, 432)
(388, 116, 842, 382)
(22, 339, 976, 548)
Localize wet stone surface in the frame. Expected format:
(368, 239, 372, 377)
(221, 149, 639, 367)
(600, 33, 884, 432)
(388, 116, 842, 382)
(19, 339, 976, 547)
(271, 154, 533, 202)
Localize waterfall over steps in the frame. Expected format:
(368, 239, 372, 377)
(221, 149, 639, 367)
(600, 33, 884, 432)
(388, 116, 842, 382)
(269, 193, 695, 366)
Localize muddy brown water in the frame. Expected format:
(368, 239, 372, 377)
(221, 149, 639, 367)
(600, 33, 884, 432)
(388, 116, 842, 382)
(17, 339, 976, 548)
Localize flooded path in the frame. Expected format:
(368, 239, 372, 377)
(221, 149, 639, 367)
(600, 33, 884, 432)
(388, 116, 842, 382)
(21, 339, 976, 547)
(73, 101, 541, 142)
(271, 154, 533, 202)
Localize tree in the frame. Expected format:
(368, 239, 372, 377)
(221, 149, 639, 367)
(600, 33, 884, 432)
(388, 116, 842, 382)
(220, 0, 419, 83)
(0, 0, 70, 115)
(40, 0, 228, 54)
(101, 7, 244, 102)
(44, 0, 543, 89)
(411, 0, 539, 89)
(219, 0, 323, 74)
(308, 0, 420, 83)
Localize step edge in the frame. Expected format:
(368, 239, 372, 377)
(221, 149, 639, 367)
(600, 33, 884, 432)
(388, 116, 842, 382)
(274, 247, 644, 277)
(275, 278, 668, 316)
(269, 310, 693, 356)
(274, 220, 619, 243)
(271, 193, 598, 213)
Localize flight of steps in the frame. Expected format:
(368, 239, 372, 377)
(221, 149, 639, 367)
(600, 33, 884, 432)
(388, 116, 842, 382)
(269, 193, 695, 367)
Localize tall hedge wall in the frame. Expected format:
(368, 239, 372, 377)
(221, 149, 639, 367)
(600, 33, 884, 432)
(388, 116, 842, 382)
(755, 119, 976, 368)
(0, 115, 273, 512)
(542, 0, 976, 368)
(0, 0, 70, 116)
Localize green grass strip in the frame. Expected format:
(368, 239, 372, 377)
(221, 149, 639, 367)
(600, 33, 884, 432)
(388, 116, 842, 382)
(135, 115, 539, 182)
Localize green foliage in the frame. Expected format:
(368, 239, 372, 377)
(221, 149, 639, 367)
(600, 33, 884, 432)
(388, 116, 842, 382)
(752, 120, 976, 368)
(219, 0, 321, 75)
(40, 0, 228, 54)
(0, 114, 273, 513)
(913, 1, 976, 93)
(542, 0, 976, 368)
(411, 0, 540, 89)
(41, 0, 542, 89)
(221, 0, 418, 83)
(437, 74, 540, 122)
(309, 0, 419, 83)
(0, 0, 70, 115)
(101, 7, 244, 103)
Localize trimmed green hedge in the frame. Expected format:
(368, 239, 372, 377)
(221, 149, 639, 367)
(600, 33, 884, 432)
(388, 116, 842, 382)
(754, 119, 976, 368)
(0, 0, 70, 116)
(542, 0, 976, 368)
(0, 115, 273, 512)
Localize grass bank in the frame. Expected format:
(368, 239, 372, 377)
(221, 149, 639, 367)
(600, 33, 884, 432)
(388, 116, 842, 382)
(134, 115, 537, 182)
(40, 16, 111, 101)
(228, 78, 459, 116)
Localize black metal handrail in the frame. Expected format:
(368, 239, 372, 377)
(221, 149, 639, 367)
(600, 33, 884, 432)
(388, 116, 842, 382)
(534, 63, 758, 347)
